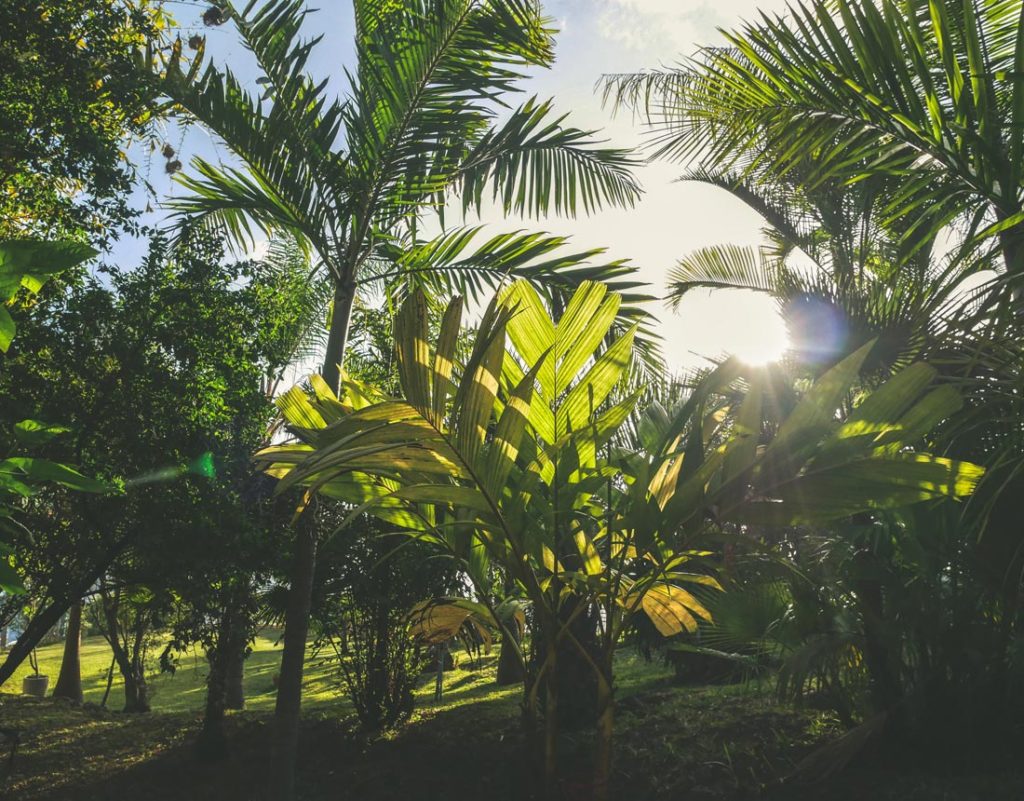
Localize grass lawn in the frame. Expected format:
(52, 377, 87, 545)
(0, 640, 1022, 800)
(0, 630, 345, 714)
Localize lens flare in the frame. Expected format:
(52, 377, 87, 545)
(124, 452, 216, 488)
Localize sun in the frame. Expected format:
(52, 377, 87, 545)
(730, 312, 790, 366)
(663, 291, 791, 371)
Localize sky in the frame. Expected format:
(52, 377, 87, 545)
(135, 0, 797, 374)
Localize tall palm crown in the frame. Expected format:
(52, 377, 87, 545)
(604, 0, 1024, 284)
(162, 0, 645, 390)
(601, 0, 1023, 375)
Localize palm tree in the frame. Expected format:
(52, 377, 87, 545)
(160, 2, 645, 796)
(163, 0, 645, 394)
(259, 282, 983, 799)
(602, 0, 1024, 288)
(659, 170, 989, 375)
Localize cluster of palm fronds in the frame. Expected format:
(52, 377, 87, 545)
(603, 0, 1024, 765)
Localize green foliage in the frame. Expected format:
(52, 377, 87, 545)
(0, 239, 108, 594)
(605, 0, 1024, 275)
(160, 0, 653, 387)
(260, 280, 982, 788)
(0, 239, 98, 352)
(0, 232, 309, 633)
(0, 0, 170, 243)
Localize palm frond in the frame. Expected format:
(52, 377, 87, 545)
(161, 35, 338, 259)
(457, 97, 642, 218)
(665, 244, 785, 308)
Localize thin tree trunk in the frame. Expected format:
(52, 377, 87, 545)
(99, 588, 150, 713)
(320, 276, 358, 395)
(52, 601, 83, 703)
(225, 632, 247, 711)
(0, 601, 68, 687)
(268, 511, 318, 801)
(99, 656, 116, 708)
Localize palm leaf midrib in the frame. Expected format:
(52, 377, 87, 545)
(347, 0, 484, 272)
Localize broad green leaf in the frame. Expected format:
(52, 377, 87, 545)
(276, 385, 327, 431)
(633, 583, 712, 636)
(503, 281, 556, 397)
(763, 341, 874, 469)
(395, 290, 433, 417)
(13, 420, 70, 447)
(482, 353, 547, 496)
(558, 324, 636, 435)
(0, 306, 13, 352)
(432, 296, 464, 428)
(6, 458, 109, 493)
(721, 371, 763, 486)
(12, 419, 70, 444)
(573, 528, 603, 576)
(555, 281, 617, 395)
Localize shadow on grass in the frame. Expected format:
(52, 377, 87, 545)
(5, 685, 529, 801)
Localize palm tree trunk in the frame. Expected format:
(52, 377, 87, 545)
(543, 640, 559, 801)
(321, 275, 358, 394)
(268, 270, 356, 799)
(268, 511, 318, 801)
(999, 220, 1024, 306)
(496, 626, 524, 686)
(1000, 222, 1024, 270)
(52, 601, 83, 703)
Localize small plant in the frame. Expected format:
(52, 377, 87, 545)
(27, 647, 38, 677)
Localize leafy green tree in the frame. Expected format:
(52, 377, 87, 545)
(162, 0, 645, 391)
(0, 233, 311, 698)
(0, 0, 170, 244)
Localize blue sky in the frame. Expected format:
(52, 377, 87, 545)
(132, 0, 796, 373)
